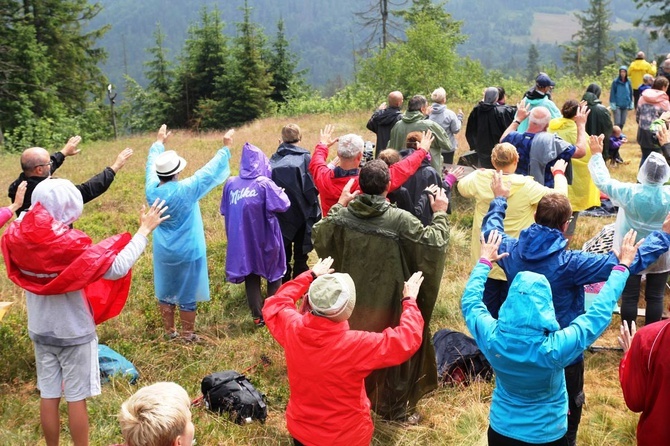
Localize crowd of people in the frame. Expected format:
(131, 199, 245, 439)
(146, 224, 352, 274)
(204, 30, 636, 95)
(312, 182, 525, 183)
(4, 53, 670, 446)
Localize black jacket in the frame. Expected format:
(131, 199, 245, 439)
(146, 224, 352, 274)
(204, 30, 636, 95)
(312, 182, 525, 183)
(8, 152, 116, 216)
(269, 143, 321, 253)
(465, 102, 516, 168)
(366, 106, 402, 156)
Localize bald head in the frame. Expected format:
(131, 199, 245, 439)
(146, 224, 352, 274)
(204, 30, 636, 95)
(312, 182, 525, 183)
(388, 91, 403, 108)
(528, 107, 551, 133)
(21, 147, 51, 177)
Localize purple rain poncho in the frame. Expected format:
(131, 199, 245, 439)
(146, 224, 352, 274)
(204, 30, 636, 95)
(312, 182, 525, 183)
(221, 143, 290, 283)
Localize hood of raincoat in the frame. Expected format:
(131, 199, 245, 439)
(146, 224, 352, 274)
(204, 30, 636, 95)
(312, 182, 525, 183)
(638, 152, 670, 185)
(274, 142, 310, 158)
(582, 91, 602, 106)
(31, 178, 83, 226)
(484, 87, 499, 104)
(498, 271, 561, 336)
(517, 224, 568, 262)
(640, 88, 670, 105)
(430, 103, 446, 116)
(524, 87, 549, 101)
(401, 110, 427, 124)
(240, 142, 271, 179)
(548, 117, 576, 134)
(586, 83, 602, 98)
(347, 194, 390, 219)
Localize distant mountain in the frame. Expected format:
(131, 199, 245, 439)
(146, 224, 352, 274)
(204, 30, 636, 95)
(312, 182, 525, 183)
(90, 0, 663, 91)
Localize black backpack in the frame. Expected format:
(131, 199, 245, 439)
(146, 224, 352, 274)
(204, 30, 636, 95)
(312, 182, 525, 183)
(201, 371, 267, 424)
(433, 329, 494, 385)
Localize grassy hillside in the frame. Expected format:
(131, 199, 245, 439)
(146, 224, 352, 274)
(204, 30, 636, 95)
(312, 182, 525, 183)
(0, 95, 649, 444)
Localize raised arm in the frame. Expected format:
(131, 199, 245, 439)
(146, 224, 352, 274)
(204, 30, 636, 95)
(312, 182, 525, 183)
(500, 101, 530, 142)
(180, 129, 233, 200)
(571, 104, 590, 159)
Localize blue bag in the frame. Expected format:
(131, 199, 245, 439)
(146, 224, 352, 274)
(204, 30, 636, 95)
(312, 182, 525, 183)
(98, 344, 139, 384)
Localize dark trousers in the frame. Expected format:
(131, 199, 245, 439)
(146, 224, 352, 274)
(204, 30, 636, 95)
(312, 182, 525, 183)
(283, 225, 309, 283)
(488, 426, 568, 446)
(293, 439, 305, 446)
(620, 272, 669, 330)
(483, 278, 510, 319)
(564, 360, 584, 446)
(244, 274, 282, 319)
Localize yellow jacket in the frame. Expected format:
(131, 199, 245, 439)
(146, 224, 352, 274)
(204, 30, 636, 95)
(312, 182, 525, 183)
(628, 59, 657, 89)
(458, 170, 567, 280)
(548, 117, 601, 212)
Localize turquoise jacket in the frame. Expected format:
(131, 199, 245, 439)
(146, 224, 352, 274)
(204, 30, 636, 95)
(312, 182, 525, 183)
(462, 261, 628, 443)
(517, 96, 562, 132)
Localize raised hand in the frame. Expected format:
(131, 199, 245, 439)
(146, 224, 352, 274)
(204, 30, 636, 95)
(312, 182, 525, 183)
(448, 165, 466, 181)
(588, 134, 605, 155)
(138, 198, 170, 237)
(479, 230, 509, 263)
(111, 148, 134, 173)
(551, 159, 568, 175)
(515, 101, 530, 122)
(618, 321, 636, 353)
(613, 229, 643, 267)
(311, 257, 335, 277)
(574, 104, 591, 126)
(157, 124, 172, 144)
(491, 170, 510, 198)
(320, 124, 337, 147)
(61, 135, 82, 157)
(223, 129, 235, 147)
(9, 181, 27, 213)
(403, 271, 424, 300)
(418, 130, 434, 153)
(429, 187, 449, 213)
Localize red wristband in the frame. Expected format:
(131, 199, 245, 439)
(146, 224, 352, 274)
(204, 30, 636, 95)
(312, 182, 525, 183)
(552, 169, 565, 176)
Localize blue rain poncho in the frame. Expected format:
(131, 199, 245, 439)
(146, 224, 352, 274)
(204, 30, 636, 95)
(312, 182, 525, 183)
(145, 141, 231, 305)
(589, 151, 670, 274)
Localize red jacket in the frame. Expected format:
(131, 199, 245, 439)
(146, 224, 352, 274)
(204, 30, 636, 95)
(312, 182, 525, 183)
(619, 320, 670, 445)
(262, 271, 423, 446)
(308, 143, 427, 215)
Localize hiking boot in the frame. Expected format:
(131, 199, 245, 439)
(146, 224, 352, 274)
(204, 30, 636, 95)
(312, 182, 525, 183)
(405, 412, 422, 425)
(254, 317, 266, 328)
(164, 330, 179, 341)
(181, 333, 200, 343)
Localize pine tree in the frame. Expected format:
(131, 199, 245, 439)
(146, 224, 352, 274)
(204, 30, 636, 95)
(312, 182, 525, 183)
(561, 0, 614, 76)
(355, 0, 406, 51)
(169, 7, 228, 128)
(145, 23, 172, 93)
(268, 18, 306, 105)
(21, 0, 109, 112)
(527, 44, 540, 82)
(221, 0, 271, 126)
(633, 0, 670, 41)
(395, 0, 462, 37)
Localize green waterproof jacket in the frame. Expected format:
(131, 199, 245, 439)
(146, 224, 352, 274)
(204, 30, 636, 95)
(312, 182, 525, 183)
(582, 91, 613, 158)
(387, 111, 453, 172)
(312, 194, 449, 420)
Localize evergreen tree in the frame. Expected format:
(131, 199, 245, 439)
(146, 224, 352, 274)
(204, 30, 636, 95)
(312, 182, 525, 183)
(21, 0, 109, 112)
(633, 0, 670, 41)
(268, 18, 306, 104)
(395, 0, 462, 36)
(527, 44, 540, 82)
(220, 0, 271, 126)
(561, 0, 614, 76)
(169, 7, 228, 128)
(145, 23, 172, 93)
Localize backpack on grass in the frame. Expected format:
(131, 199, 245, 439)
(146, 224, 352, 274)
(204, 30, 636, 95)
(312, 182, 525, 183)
(201, 371, 267, 424)
(98, 344, 139, 384)
(433, 329, 493, 386)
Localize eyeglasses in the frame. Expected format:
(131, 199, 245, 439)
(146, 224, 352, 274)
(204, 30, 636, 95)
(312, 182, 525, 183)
(36, 161, 53, 168)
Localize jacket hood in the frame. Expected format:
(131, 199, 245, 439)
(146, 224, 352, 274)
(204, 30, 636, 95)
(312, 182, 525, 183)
(498, 271, 561, 335)
(240, 142, 271, 179)
(375, 107, 403, 126)
(548, 117, 576, 133)
(586, 83, 602, 98)
(430, 103, 446, 115)
(347, 194, 389, 219)
(524, 87, 548, 101)
(275, 143, 309, 157)
(581, 91, 602, 106)
(402, 110, 426, 123)
(517, 224, 567, 261)
(477, 101, 498, 112)
(641, 89, 670, 104)
(619, 65, 628, 73)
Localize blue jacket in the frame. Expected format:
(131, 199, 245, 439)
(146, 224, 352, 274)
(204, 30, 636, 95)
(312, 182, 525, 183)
(610, 76, 633, 109)
(462, 261, 629, 443)
(482, 197, 670, 332)
(517, 95, 562, 133)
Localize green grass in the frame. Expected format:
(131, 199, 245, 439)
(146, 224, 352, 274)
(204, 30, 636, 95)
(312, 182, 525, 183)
(0, 104, 646, 445)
